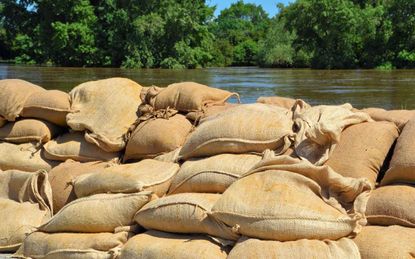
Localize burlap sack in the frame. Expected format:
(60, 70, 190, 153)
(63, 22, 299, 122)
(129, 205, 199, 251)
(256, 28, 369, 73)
(228, 237, 360, 259)
(153, 147, 181, 163)
(40, 192, 152, 233)
(119, 230, 229, 259)
(256, 96, 300, 110)
(361, 107, 415, 131)
(0, 79, 45, 121)
(21, 90, 71, 126)
(44, 132, 120, 162)
(0, 142, 58, 172)
(381, 117, 415, 185)
(48, 160, 110, 212)
(0, 116, 6, 128)
(179, 104, 294, 159)
(169, 154, 262, 194)
(67, 78, 142, 152)
(124, 114, 192, 161)
(0, 170, 52, 252)
(366, 185, 415, 227)
(186, 103, 239, 123)
(293, 102, 371, 165)
(142, 82, 239, 112)
(135, 193, 238, 240)
(211, 155, 371, 241)
(14, 230, 129, 259)
(0, 119, 62, 144)
(325, 121, 398, 186)
(74, 159, 180, 198)
(353, 226, 415, 259)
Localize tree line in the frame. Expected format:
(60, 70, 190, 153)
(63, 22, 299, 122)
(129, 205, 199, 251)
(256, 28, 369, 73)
(0, 0, 414, 69)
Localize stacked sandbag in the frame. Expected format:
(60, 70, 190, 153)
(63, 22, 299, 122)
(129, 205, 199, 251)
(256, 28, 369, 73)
(210, 155, 371, 241)
(179, 103, 294, 159)
(168, 153, 262, 194)
(256, 95, 300, 110)
(325, 121, 399, 187)
(352, 226, 415, 259)
(119, 230, 229, 259)
(0, 119, 62, 144)
(67, 77, 142, 152)
(361, 107, 415, 131)
(0, 169, 53, 252)
(186, 103, 239, 124)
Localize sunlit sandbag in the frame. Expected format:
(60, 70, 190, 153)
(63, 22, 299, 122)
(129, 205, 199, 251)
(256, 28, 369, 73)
(0, 119, 62, 144)
(186, 103, 239, 123)
(21, 89, 71, 126)
(361, 107, 415, 131)
(256, 96, 300, 110)
(67, 77, 142, 152)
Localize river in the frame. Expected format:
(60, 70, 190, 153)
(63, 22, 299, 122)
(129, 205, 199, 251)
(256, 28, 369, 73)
(1, 64, 414, 109)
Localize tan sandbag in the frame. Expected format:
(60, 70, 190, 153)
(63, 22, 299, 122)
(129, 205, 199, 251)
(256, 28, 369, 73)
(228, 237, 360, 259)
(169, 154, 262, 194)
(361, 107, 415, 131)
(135, 193, 238, 240)
(67, 78, 142, 152)
(0, 119, 62, 144)
(256, 96, 300, 110)
(124, 114, 192, 161)
(0, 170, 52, 252)
(0, 142, 58, 172)
(143, 82, 239, 112)
(14, 230, 129, 259)
(153, 147, 181, 163)
(48, 160, 110, 212)
(119, 230, 228, 259)
(0, 79, 45, 121)
(353, 226, 415, 259)
(185, 103, 239, 123)
(74, 159, 180, 198)
(0, 116, 6, 127)
(40, 192, 152, 233)
(325, 121, 398, 186)
(44, 132, 120, 162)
(21, 90, 71, 126)
(366, 185, 415, 227)
(179, 104, 294, 159)
(381, 117, 415, 185)
(293, 102, 371, 165)
(211, 155, 371, 241)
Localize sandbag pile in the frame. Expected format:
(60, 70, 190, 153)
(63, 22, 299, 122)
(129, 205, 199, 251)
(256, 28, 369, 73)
(0, 78, 413, 258)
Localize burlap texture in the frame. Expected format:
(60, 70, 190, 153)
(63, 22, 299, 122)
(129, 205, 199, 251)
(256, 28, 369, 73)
(0, 119, 62, 144)
(67, 78, 142, 152)
(361, 107, 415, 131)
(256, 96, 301, 110)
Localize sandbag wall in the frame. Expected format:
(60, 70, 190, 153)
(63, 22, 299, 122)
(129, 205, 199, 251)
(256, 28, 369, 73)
(0, 78, 414, 258)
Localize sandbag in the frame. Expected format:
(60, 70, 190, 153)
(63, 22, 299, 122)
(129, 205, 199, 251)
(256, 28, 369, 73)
(142, 82, 238, 112)
(256, 96, 299, 110)
(21, 90, 71, 126)
(67, 78, 142, 152)
(381, 117, 415, 185)
(353, 226, 415, 259)
(361, 107, 415, 130)
(169, 153, 262, 194)
(40, 192, 152, 233)
(186, 103, 239, 123)
(14, 230, 129, 259)
(44, 132, 120, 162)
(293, 102, 371, 165)
(211, 155, 371, 241)
(118, 230, 228, 259)
(179, 104, 294, 159)
(325, 121, 398, 186)
(124, 114, 192, 161)
(153, 147, 181, 163)
(135, 193, 238, 240)
(0, 170, 52, 252)
(228, 237, 360, 259)
(0, 142, 58, 172)
(0, 79, 45, 121)
(0, 119, 62, 144)
(366, 185, 415, 227)
(74, 159, 180, 198)
(48, 160, 110, 212)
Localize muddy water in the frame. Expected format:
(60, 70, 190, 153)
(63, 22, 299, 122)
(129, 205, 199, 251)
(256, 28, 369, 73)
(1, 65, 414, 109)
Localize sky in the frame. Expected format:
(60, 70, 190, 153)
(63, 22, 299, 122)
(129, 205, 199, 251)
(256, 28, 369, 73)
(207, 0, 293, 18)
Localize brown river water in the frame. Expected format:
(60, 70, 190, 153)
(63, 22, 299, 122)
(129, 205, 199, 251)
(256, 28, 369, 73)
(1, 64, 415, 109)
